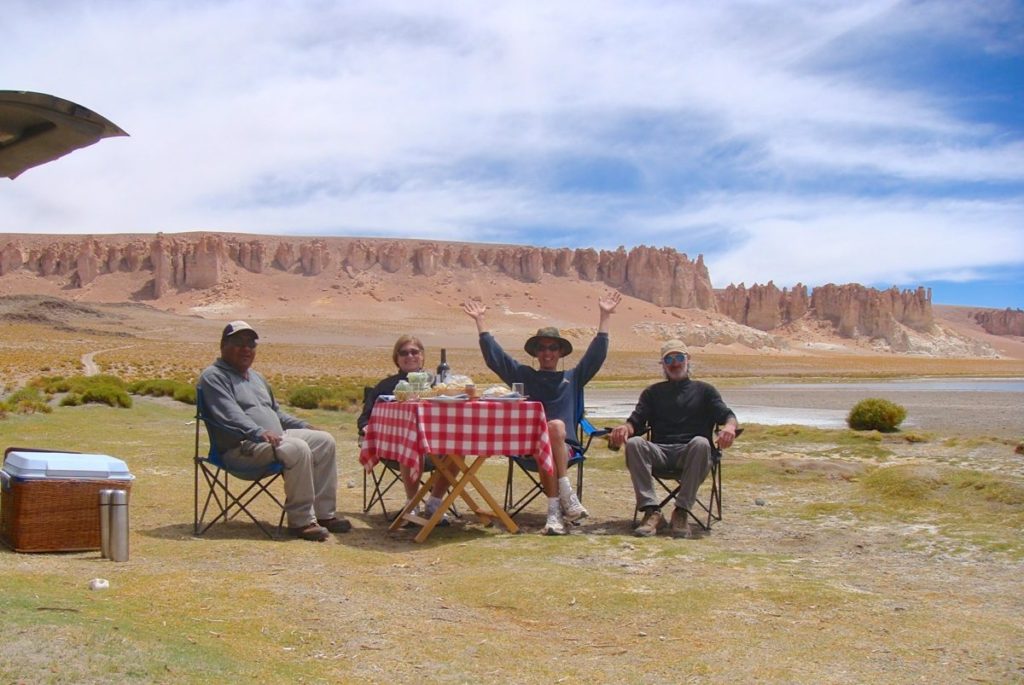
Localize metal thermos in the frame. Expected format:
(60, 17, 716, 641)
(99, 490, 114, 558)
(108, 489, 130, 562)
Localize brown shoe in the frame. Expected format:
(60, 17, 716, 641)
(633, 509, 665, 537)
(317, 517, 352, 533)
(289, 522, 330, 541)
(669, 507, 696, 539)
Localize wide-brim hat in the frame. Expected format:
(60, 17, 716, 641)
(525, 326, 573, 357)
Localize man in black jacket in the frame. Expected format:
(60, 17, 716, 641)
(608, 340, 739, 539)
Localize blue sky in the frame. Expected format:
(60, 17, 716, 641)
(2, 0, 1021, 308)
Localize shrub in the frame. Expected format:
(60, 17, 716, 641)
(288, 385, 333, 409)
(60, 393, 83, 407)
(32, 375, 71, 393)
(128, 379, 179, 397)
(285, 382, 365, 411)
(129, 378, 196, 405)
(5, 386, 53, 414)
(31, 374, 132, 409)
(318, 397, 354, 411)
(173, 384, 196, 405)
(847, 398, 907, 432)
(81, 384, 133, 408)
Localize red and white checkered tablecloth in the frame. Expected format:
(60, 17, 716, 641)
(359, 400, 553, 480)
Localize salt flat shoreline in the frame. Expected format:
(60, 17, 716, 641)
(586, 382, 1022, 438)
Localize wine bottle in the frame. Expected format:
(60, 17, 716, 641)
(436, 348, 450, 383)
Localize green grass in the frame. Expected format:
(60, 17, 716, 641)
(1, 400, 1022, 682)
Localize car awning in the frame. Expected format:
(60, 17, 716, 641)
(0, 90, 128, 180)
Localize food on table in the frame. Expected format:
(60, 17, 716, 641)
(394, 380, 412, 402)
(430, 375, 475, 397)
(482, 385, 512, 397)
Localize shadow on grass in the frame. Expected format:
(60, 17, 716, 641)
(142, 514, 506, 549)
(142, 520, 284, 542)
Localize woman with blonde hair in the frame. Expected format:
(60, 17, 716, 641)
(357, 334, 451, 521)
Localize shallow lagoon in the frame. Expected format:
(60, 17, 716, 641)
(586, 378, 1023, 435)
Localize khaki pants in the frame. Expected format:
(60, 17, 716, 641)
(225, 428, 338, 528)
(625, 436, 712, 512)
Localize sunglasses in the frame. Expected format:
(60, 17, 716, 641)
(535, 343, 562, 352)
(398, 348, 422, 357)
(227, 339, 258, 349)
(663, 353, 688, 365)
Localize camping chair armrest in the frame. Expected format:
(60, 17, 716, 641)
(712, 426, 742, 460)
(578, 417, 610, 453)
(714, 425, 743, 437)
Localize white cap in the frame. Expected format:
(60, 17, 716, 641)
(221, 320, 258, 342)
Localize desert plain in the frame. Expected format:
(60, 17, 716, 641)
(0, 262, 1022, 683)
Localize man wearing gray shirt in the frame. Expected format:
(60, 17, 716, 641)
(199, 321, 350, 541)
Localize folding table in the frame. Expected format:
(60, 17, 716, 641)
(358, 399, 553, 542)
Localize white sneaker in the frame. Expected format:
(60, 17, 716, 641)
(424, 503, 451, 527)
(543, 510, 567, 536)
(562, 493, 589, 523)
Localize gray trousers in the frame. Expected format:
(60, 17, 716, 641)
(225, 428, 338, 528)
(625, 436, 712, 512)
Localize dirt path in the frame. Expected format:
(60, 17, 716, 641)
(79, 346, 134, 376)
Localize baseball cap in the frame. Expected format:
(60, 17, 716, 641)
(221, 320, 259, 342)
(659, 339, 688, 358)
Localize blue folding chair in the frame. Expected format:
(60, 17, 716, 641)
(193, 386, 286, 539)
(504, 385, 609, 517)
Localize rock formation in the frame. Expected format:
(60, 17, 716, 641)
(811, 284, 933, 339)
(0, 232, 733, 313)
(0, 234, 720, 311)
(974, 308, 1024, 336)
(1, 232, 967, 352)
(0, 244, 23, 275)
(615, 247, 716, 309)
(716, 282, 809, 331)
(73, 239, 101, 286)
(716, 281, 934, 347)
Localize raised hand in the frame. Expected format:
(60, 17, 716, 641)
(599, 290, 621, 314)
(462, 300, 488, 333)
(461, 300, 487, 320)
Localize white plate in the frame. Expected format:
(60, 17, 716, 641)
(480, 395, 527, 402)
(424, 395, 470, 403)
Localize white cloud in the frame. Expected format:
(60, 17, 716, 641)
(706, 195, 1024, 287)
(1, 0, 1021, 304)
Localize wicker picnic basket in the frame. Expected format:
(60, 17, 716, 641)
(0, 448, 133, 553)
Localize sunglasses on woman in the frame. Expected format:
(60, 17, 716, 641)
(398, 348, 422, 357)
(663, 353, 688, 365)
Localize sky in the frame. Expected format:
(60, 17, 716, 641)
(1, 0, 1022, 308)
